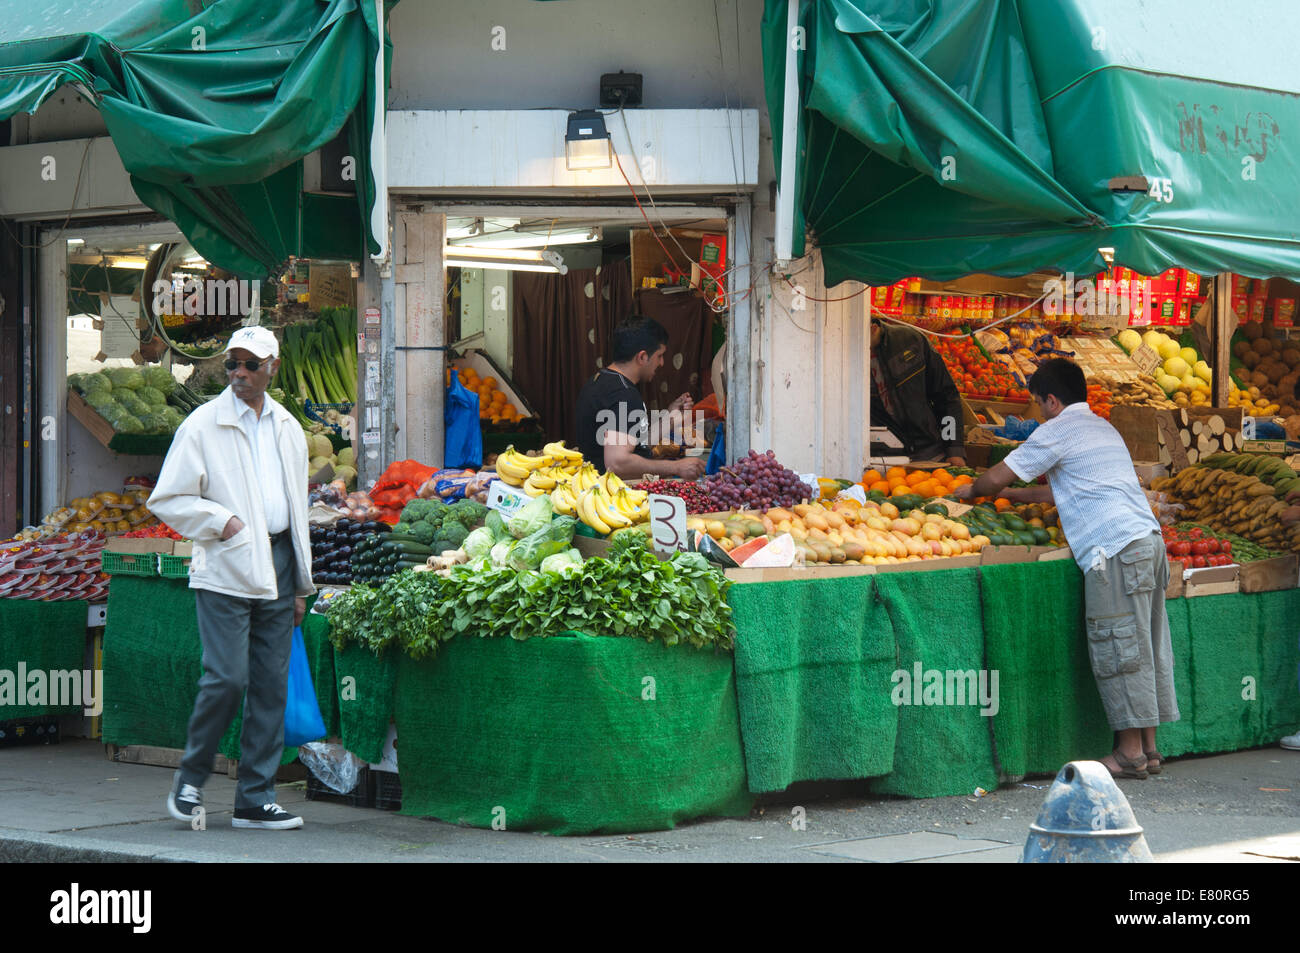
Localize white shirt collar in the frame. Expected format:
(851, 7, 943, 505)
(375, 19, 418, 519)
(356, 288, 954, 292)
(231, 387, 272, 420)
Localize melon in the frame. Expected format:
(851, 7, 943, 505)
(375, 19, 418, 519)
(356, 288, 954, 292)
(1158, 339, 1182, 361)
(1117, 329, 1142, 353)
(1180, 346, 1199, 365)
(738, 533, 798, 568)
(1163, 356, 1189, 379)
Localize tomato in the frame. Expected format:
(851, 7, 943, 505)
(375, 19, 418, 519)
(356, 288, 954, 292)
(1189, 555, 1208, 568)
(1191, 540, 1211, 556)
(1205, 539, 1220, 554)
(1168, 541, 1191, 557)
(1221, 541, 1232, 554)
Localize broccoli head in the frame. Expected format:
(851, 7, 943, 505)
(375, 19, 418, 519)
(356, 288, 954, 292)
(435, 522, 470, 551)
(409, 520, 437, 545)
(400, 499, 430, 523)
(449, 498, 488, 527)
(393, 521, 413, 535)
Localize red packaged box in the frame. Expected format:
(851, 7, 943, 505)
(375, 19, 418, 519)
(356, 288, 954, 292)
(1248, 295, 1268, 323)
(1181, 271, 1201, 296)
(1273, 298, 1295, 328)
(1231, 294, 1250, 323)
(1231, 275, 1251, 296)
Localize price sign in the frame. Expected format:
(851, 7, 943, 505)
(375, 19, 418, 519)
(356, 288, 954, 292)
(361, 430, 381, 446)
(486, 480, 531, 516)
(364, 307, 381, 326)
(943, 500, 975, 518)
(649, 493, 688, 553)
(1131, 344, 1161, 375)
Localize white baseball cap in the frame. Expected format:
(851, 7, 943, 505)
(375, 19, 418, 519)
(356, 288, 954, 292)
(225, 325, 279, 360)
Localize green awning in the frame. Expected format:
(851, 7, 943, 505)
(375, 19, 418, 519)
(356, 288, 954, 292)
(0, 0, 394, 277)
(765, 0, 1300, 286)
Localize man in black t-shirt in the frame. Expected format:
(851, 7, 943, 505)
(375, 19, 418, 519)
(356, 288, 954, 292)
(575, 317, 708, 480)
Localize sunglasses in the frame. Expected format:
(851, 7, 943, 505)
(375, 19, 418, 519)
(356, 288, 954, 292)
(224, 357, 273, 372)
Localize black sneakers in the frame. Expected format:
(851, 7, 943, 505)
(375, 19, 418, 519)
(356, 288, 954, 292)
(166, 782, 203, 822)
(232, 803, 304, 830)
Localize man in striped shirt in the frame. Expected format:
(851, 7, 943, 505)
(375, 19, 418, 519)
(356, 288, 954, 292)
(954, 358, 1179, 779)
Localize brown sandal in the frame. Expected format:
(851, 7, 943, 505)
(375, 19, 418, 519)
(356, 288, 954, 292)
(1144, 750, 1163, 775)
(1105, 749, 1149, 780)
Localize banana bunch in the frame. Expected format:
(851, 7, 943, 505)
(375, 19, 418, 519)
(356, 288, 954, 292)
(496, 446, 555, 486)
(543, 440, 584, 467)
(1197, 452, 1298, 495)
(572, 480, 650, 534)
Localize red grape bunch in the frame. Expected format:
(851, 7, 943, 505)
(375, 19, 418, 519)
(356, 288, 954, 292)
(701, 449, 810, 512)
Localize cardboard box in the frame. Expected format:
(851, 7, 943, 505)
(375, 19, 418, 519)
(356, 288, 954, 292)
(1038, 546, 1075, 563)
(104, 537, 176, 555)
(724, 565, 877, 583)
(307, 262, 356, 309)
(1132, 462, 1169, 486)
(1238, 555, 1299, 594)
(872, 554, 982, 573)
(1182, 564, 1239, 598)
(980, 545, 1059, 566)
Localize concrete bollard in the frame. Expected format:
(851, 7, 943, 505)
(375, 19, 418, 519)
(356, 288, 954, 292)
(1021, 760, 1153, 863)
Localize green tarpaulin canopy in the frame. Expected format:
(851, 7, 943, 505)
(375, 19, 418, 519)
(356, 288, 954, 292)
(764, 0, 1300, 286)
(0, 0, 394, 277)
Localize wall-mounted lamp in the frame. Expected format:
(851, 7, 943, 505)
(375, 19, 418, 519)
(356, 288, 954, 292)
(565, 110, 612, 171)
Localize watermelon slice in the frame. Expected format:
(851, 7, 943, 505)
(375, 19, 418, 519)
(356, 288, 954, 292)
(740, 533, 797, 568)
(729, 536, 771, 565)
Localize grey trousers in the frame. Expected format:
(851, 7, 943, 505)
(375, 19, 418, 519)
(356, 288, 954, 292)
(1082, 532, 1181, 731)
(178, 534, 296, 808)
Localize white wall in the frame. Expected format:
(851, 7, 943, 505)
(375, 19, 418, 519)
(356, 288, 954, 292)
(389, 0, 766, 111)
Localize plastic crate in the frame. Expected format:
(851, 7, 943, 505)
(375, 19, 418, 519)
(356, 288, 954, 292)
(0, 717, 60, 748)
(158, 553, 192, 579)
(101, 550, 158, 577)
(369, 770, 402, 811)
(305, 766, 373, 807)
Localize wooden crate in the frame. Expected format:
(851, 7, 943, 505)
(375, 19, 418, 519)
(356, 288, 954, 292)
(1239, 554, 1299, 594)
(67, 389, 116, 448)
(1182, 564, 1240, 598)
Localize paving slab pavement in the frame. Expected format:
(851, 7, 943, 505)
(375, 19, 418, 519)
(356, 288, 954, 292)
(1, 740, 1296, 863)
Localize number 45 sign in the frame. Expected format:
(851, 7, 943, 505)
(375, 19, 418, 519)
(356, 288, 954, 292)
(648, 494, 688, 553)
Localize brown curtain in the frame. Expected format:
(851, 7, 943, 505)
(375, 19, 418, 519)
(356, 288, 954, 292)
(633, 288, 716, 414)
(512, 261, 634, 443)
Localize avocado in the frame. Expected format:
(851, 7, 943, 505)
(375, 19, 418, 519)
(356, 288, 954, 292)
(1014, 530, 1037, 546)
(1002, 515, 1028, 532)
(988, 532, 1012, 546)
(923, 502, 950, 516)
(1030, 527, 1050, 545)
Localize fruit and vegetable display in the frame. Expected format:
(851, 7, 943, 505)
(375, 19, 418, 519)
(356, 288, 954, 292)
(1231, 324, 1299, 418)
(1088, 373, 1177, 410)
(68, 365, 202, 435)
(497, 442, 650, 534)
(304, 431, 356, 488)
(954, 501, 1066, 547)
(272, 307, 358, 427)
(629, 478, 715, 513)
(1166, 522, 1283, 564)
(119, 523, 183, 540)
(0, 532, 109, 601)
(449, 364, 526, 426)
(1115, 329, 1218, 408)
(1152, 454, 1300, 554)
(935, 336, 1032, 402)
(684, 498, 987, 565)
(40, 488, 158, 537)
(310, 518, 391, 585)
(690, 449, 811, 514)
(348, 498, 489, 585)
(326, 543, 732, 660)
(860, 466, 974, 504)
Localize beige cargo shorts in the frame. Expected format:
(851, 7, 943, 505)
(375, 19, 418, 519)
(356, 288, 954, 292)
(1082, 532, 1181, 731)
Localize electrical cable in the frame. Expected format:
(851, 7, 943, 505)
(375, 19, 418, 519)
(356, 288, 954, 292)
(0, 139, 94, 250)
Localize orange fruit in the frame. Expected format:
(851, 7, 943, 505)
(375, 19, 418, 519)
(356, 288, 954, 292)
(891, 484, 913, 498)
(951, 474, 973, 488)
(905, 470, 928, 487)
(862, 468, 883, 485)
(869, 480, 892, 494)
(932, 469, 952, 485)
(886, 466, 907, 481)
(914, 481, 939, 498)
(482, 377, 497, 389)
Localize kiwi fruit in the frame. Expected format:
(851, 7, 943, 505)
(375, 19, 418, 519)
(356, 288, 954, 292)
(1242, 351, 1261, 369)
(1282, 348, 1300, 368)
(1233, 340, 1252, 359)
(1254, 337, 1276, 356)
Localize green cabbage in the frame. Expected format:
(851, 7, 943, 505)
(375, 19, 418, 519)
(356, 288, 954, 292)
(136, 385, 167, 408)
(508, 524, 571, 572)
(67, 373, 89, 394)
(107, 367, 143, 390)
(141, 365, 176, 395)
(88, 394, 120, 417)
(119, 393, 150, 417)
(507, 495, 553, 539)
(463, 526, 496, 561)
(485, 509, 508, 541)
(85, 372, 113, 394)
(539, 548, 583, 575)
(490, 540, 515, 567)
(114, 414, 145, 434)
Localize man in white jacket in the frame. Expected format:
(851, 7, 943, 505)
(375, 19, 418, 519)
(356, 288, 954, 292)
(148, 326, 315, 830)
